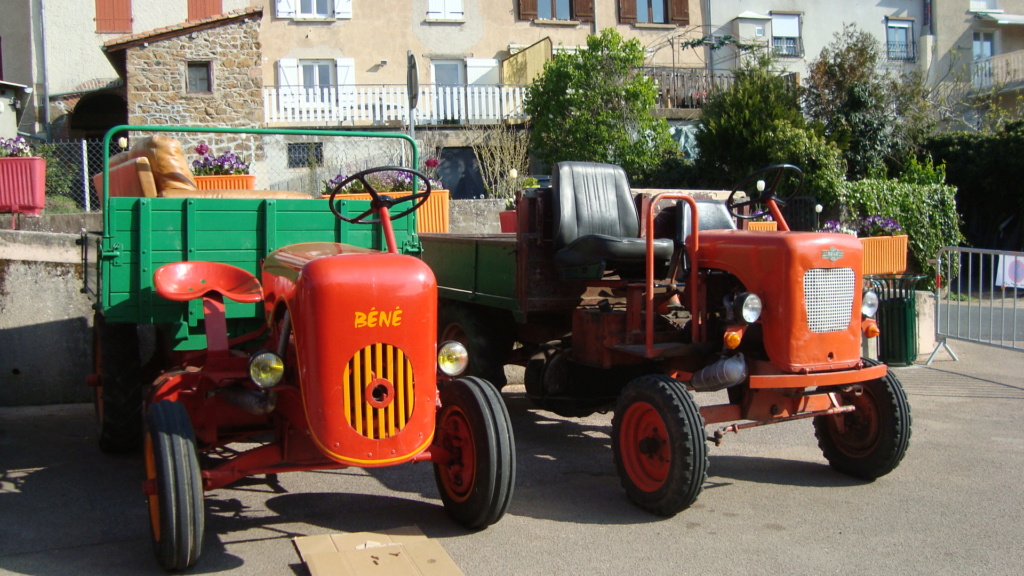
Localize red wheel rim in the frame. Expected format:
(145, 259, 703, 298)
(438, 406, 476, 502)
(620, 401, 670, 492)
(830, 387, 881, 457)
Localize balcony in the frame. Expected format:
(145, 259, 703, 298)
(263, 83, 529, 127)
(641, 67, 736, 110)
(972, 49, 1024, 91)
(886, 41, 917, 62)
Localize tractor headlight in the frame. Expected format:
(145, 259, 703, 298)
(734, 293, 762, 324)
(248, 351, 284, 388)
(437, 340, 469, 377)
(862, 290, 880, 317)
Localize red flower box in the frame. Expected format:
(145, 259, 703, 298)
(0, 157, 46, 217)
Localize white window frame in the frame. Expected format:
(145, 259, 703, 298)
(974, 30, 996, 60)
(275, 0, 351, 20)
(886, 19, 915, 61)
(427, 0, 463, 20)
(771, 13, 801, 58)
(969, 0, 1000, 12)
(276, 57, 354, 109)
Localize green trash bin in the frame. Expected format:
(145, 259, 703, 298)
(869, 275, 926, 366)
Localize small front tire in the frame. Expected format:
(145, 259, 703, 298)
(433, 377, 516, 529)
(612, 374, 708, 516)
(145, 400, 204, 570)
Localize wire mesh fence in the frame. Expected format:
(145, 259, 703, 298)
(21, 131, 428, 214)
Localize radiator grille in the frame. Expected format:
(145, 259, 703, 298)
(342, 343, 415, 439)
(804, 268, 855, 333)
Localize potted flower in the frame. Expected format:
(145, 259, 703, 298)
(322, 158, 449, 233)
(857, 215, 907, 275)
(191, 142, 255, 190)
(0, 136, 46, 219)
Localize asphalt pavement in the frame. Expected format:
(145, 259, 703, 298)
(2, 339, 1023, 576)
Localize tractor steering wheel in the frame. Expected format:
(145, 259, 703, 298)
(726, 164, 804, 220)
(327, 166, 433, 224)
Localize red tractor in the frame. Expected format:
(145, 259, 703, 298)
(421, 162, 910, 516)
(139, 168, 515, 570)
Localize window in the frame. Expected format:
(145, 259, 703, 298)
(427, 0, 464, 20)
(287, 142, 323, 168)
(188, 0, 222, 21)
(275, 0, 351, 20)
(771, 13, 802, 58)
(276, 58, 355, 108)
(187, 62, 212, 93)
(886, 20, 915, 61)
(974, 31, 995, 60)
(518, 0, 593, 21)
(970, 0, 999, 11)
(617, 0, 687, 26)
(95, 0, 132, 33)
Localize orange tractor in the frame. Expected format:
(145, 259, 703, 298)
(87, 132, 515, 571)
(420, 162, 910, 516)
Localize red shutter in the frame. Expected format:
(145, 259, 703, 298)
(574, 0, 594, 22)
(188, 0, 223, 21)
(95, 0, 132, 33)
(669, 0, 689, 25)
(619, 0, 637, 24)
(519, 0, 538, 20)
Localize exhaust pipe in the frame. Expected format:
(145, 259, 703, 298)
(690, 353, 747, 391)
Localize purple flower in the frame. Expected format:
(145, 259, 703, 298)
(194, 142, 210, 156)
(858, 216, 902, 237)
(191, 148, 250, 176)
(0, 136, 32, 158)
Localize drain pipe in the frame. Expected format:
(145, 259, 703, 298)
(38, 0, 52, 139)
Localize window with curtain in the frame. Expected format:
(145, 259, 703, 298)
(771, 13, 802, 58)
(886, 19, 915, 61)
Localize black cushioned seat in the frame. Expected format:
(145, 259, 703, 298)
(551, 161, 673, 278)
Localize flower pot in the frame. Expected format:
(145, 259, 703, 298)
(747, 221, 777, 231)
(193, 174, 256, 190)
(339, 189, 450, 233)
(861, 235, 909, 275)
(499, 210, 516, 233)
(0, 157, 47, 217)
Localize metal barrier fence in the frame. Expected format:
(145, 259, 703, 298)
(929, 246, 1024, 364)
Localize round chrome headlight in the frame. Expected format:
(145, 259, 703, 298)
(437, 340, 469, 377)
(735, 293, 763, 324)
(248, 351, 284, 388)
(862, 290, 880, 317)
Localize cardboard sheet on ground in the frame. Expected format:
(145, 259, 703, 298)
(293, 526, 464, 576)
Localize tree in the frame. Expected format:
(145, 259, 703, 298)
(804, 25, 932, 179)
(525, 28, 674, 178)
(694, 53, 808, 186)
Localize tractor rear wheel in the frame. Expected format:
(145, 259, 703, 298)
(814, 358, 911, 479)
(612, 374, 708, 516)
(95, 315, 144, 453)
(433, 377, 516, 529)
(145, 400, 204, 570)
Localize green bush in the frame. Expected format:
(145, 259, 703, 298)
(837, 178, 965, 282)
(764, 120, 846, 208)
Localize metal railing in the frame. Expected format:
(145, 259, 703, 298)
(886, 41, 917, 62)
(264, 83, 529, 126)
(972, 49, 1024, 91)
(928, 247, 1024, 364)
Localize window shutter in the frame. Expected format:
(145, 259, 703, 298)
(277, 58, 300, 107)
(448, 0, 464, 18)
(95, 0, 132, 33)
(519, 0, 538, 21)
(335, 0, 352, 18)
(573, 0, 594, 22)
(772, 14, 800, 37)
(275, 0, 295, 18)
(466, 59, 500, 85)
(427, 0, 444, 18)
(336, 58, 356, 109)
(669, 0, 689, 25)
(188, 0, 221, 21)
(618, 0, 637, 24)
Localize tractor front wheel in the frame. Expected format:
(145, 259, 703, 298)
(433, 377, 516, 529)
(813, 358, 911, 480)
(144, 400, 204, 570)
(612, 374, 708, 516)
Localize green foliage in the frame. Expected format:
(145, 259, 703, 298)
(695, 53, 806, 187)
(34, 144, 77, 199)
(924, 122, 1024, 249)
(633, 150, 700, 188)
(763, 120, 846, 208)
(44, 194, 80, 214)
(525, 28, 675, 179)
(804, 25, 933, 179)
(837, 178, 964, 280)
(897, 155, 946, 186)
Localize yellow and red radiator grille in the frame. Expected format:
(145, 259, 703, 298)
(342, 343, 415, 440)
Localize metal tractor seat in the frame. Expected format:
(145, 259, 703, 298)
(550, 161, 673, 279)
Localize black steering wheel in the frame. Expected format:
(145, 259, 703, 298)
(327, 166, 433, 224)
(726, 164, 804, 220)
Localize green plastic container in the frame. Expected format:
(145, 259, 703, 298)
(870, 274, 926, 366)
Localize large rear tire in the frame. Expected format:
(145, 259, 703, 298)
(612, 374, 708, 516)
(95, 315, 144, 453)
(438, 301, 514, 389)
(145, 400, 204, 570)
(814, 358, 911, 479)
(433, 377, 516, 529)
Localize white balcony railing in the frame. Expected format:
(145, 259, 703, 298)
(972, 50, 1024, 91)
(263, 83, 529, 126)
